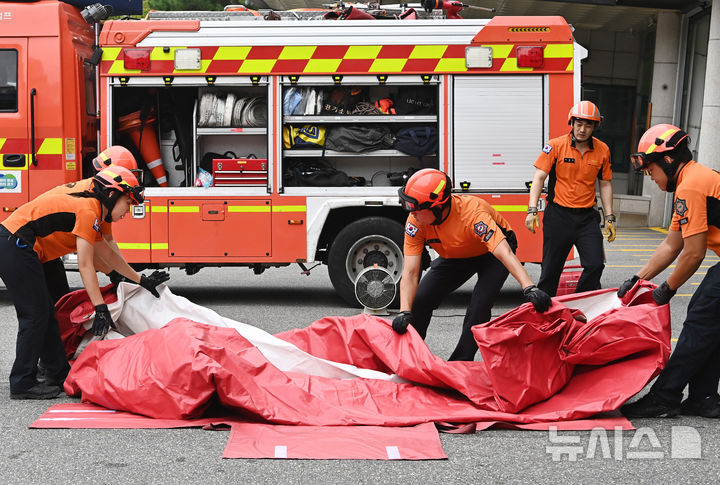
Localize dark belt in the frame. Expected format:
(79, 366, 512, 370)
(550, 203, 596, 214)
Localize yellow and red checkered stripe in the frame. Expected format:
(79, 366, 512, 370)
(101, 43, 574, 75)
(0, 138, 63, 170)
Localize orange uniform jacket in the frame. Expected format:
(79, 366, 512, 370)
(404, 195, 512, 259)
(669, 161, 720, 257)
(44, 178, 112, 236)
(1, 189, 104, 263)
(534, 133, 612, 208)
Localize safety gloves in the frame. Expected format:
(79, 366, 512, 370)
(617, 275, 639, 297)
(523, 285, 552, 312)
(652, 281, 676, 305)
(139, 270, 170, 298)
(92, 304, 115, 337)
(603, 214, 617, 242)
(525, 207, 540, 234)
(392, 311, 413, 334)
(617, 276, 675, 306)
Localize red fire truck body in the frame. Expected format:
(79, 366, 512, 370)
(0, 1, 584, 306)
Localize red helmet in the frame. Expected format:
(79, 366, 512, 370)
(398, 168, 452, 217)
(93, 166, 144, 205)
(630, 123, 689, 171)
(568, 101, 602, 125)
(92, 145, 138, 171)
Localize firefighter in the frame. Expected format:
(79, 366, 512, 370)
(525, 101, 616, 296)
(42, 145, 144, 302)
(392, 169, 552, 361)
(0, 166, 168, 400)
(619, 124, 720, 418)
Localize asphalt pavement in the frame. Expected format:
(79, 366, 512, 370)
(1, 227, 719, 484)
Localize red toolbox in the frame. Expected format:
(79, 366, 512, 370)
(212, 158, 268, 187)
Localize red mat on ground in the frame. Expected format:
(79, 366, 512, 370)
(222, 422, 447, 460)
(63, 284, 668, 427)
(30, 403, 244, 429)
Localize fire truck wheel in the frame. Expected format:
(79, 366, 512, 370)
(328, 217, 404, 308)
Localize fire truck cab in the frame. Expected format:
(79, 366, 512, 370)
(1, 2, 585, 307)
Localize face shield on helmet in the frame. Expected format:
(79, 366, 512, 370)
(398, 169, 452, 224)
(567, 101, 602, 126)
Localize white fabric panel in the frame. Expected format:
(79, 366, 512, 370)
(75, 282, 405, 383)
(453, 76, 544, 191)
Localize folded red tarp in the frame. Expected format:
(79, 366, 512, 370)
(64, 282, 668, 427)
(223, 422, 447, 460)
(30, 403, 244, 429)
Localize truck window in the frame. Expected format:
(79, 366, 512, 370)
(83, 61, 96, 116)
(0, 49, 18, 112)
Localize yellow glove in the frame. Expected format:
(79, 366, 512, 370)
(525, 208, 540, 234)
(603, 215, 616, 242)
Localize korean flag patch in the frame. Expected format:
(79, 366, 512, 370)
(405, 222, 418, 237)
(542, 144, 552, 154)
(92, 218, 101, 233)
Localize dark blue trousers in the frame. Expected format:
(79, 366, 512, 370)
(411, 252, 509, 361)
(652, 262, 720, 405)
(538, 203, 604, 297)
(0, 226, 70, 392)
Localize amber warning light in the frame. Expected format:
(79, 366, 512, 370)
(516, 46, 544, 68)
(124, 49, 151, 70)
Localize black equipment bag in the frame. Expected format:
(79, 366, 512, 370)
(394, 86, 436, 115)
(325, 125, 396, 153)
(393, 126, 438, 157)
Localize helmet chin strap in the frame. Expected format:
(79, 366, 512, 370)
(430, 197, 452, 225)
(660, 158, 685, 193)
(93, 188, 121, 222)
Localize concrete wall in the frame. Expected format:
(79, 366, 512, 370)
(697, 0, 720, 171)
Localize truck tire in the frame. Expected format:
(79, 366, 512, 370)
(328, 217, 404, 308)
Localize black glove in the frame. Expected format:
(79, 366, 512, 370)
(107, 270, 128, 286)
(652, 281, 676, 305)
(91, 304, 115, 337)
(392, 311, 413, 334)
(523, 285, 552, 312)
(617, 275, 639, 298)
(139, 270, 170, 298)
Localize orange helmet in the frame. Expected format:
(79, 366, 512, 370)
(93, 166, 144, 205)
(630, 124, 689, 171)
(92, 145, 138, 171)
(568, 101, 602, 125)
(398, 169, 452, 224)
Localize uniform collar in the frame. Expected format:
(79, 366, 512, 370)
(675, 160, 695, 186)
(569, 132, 594, 150)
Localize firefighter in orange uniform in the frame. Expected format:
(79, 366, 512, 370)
(619, 124, 720, 418)
(42, 145, 143, 302)
(526, 101, 616, 296)
(392, 169, 551, 361)
(0, 167, 167, 400)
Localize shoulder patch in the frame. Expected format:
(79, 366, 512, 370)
(483, 229, 495, 242)
(92, 218, 102, 233)
(674, 198, 688, 217)
(474, 221, 488, 238)
(678, 217, 688, 225)
(542, 144, 552, 154)
(405, 222, 418, 237)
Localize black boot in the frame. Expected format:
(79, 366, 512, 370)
(10, 382, 62, 400)
(681, 394, 720, 418)
(621, 393, 680, 418)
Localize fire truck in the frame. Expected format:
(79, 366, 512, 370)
(0, 0, 584, 307)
